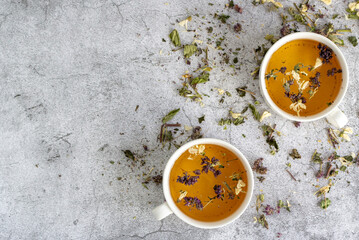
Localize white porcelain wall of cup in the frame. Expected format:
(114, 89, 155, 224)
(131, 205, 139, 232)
(152, 138, 254, 229)
(259, 32, 349, 128)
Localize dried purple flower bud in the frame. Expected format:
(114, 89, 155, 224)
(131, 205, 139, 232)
(280, 24, 291, 36)
(183, 197, 203, 210)
(213, 184, 224, 199)
(234, 23, 242, 33)
(318, 43, 333, 63)
(253, 158, 267, 174)
(201, 156, 222, 177)
(316, 170, 324, 179)
(177, 172, 199, 186)
(193, 169, 201, 175)
(279, 67, 287, 74)
(263, 205, 275, 215)
(213, 170, 222, 177)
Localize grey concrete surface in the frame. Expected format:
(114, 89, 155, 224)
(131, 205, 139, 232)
(0, 0, 358, 239)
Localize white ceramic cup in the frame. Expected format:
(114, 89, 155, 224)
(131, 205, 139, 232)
(259, 32, 349, 128)
(152, 138, 254, 229)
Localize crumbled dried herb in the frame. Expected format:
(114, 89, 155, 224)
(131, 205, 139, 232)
(348, 36, 358, 47)
(327, 128, 339, 149)
(191, 126, 203, 140)
(162, 108, 180, 123)
(152, 175, 163, 185)
(258, 214, 269, 229)
(249, 104, 260, 121)
(123, 150, 136, 161)
(312, 150, 323, 164)
(169, 29, 181, 47)
(289, 149, 301, 159)
(262, 124, 279, 152)
(234, 23, 242, 32)
(234, 5, 243, 13)
(191, 72, 209, 85)
(236, 86, 248, 97)
(217, 14, 230, 23)
(253, 158, 268, 174)
(320, 198, 331, 209)
(184, 44, 198, 58)
(198, 115, 205, 124)
(257, 176, 266, 182)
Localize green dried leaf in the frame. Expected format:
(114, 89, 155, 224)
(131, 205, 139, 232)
(233, 117, 245, 125)
(320, 198, 331, 209)
(348, 36, 358, 47)
(311, 150, 323, 164)
(191, 72, 209, 85)
(184, 44, 198, 58)
(198, 115, 205, 124)
(123, 150, 136, 161)
(169, 29, 181, 47)
(328, 34, 344, 46)
(249, 104, 260, 121)
(217, 14, 230, 23)
(218, 118, 232, 126)
(162, 108, 180, 123)
(236, 86, 247, 97)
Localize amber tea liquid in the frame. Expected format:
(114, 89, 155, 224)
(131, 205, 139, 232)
(265, 39, 342, 116)
(169, 144, 248, 222)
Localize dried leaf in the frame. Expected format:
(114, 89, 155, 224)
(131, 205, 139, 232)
(162, 108, 180, 123)
(169, 29, 181, 47)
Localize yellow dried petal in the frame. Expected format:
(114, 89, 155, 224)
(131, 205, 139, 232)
(348, 2, 356, 11)
(260, 111, 271, 122)
(320, 0, 332, 5)
(313, 58, 323, 70)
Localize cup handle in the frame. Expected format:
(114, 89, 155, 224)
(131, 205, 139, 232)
(326, 107, 348, 128)
(152, 202, 173, 220)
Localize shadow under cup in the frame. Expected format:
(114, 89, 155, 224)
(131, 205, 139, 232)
(161, 139, 254, 229)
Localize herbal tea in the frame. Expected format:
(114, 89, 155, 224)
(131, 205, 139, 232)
(265, 39, 342, 117)
(169, 144, 248, 222)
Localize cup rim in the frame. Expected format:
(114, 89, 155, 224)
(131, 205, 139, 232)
(259, 32, 349, 122)
(162, 138, 254, 229)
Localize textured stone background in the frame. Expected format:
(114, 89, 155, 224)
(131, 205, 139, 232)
(0, 0, 358, 239)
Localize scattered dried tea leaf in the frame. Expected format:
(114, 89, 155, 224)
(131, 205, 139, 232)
(327, 128, 340, 148)
(123, 150, 136, 161)
(312, 150, 323, 164)
(191, 72, 210, 85)
(169, 29, 181, 47)
(253, 158, 268, 174)
(217, 14, 230, 23)
(320, 198, 331, 209)
(289, 149, 301, 159)
(198, 115, 205, 124)
(191, 126, 203, 140)
(249, 104, 260, 121)
(184, 44, 198, 58)
(162, 108, 180, 123)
